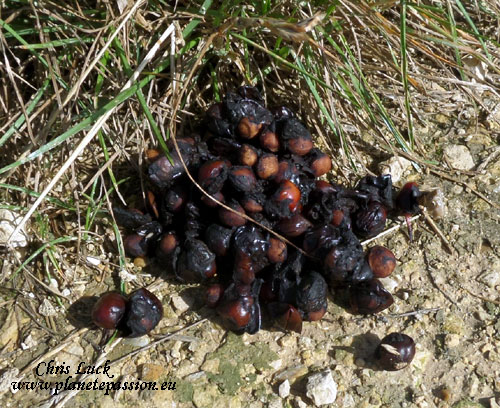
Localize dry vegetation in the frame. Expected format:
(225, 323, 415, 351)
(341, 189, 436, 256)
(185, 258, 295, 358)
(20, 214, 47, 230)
(0, 1, 499, 407)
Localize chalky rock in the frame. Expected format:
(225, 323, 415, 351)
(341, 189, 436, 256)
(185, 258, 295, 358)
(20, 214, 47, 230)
(305, 370, 337, 406)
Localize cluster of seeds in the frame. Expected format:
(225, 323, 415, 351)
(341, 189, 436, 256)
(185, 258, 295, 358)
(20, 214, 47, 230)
(92, 288, 163, 337)
(95, 87, 424, 369)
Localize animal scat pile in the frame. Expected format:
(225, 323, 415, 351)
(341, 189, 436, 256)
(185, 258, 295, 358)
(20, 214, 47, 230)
(113, 86, 415, 335)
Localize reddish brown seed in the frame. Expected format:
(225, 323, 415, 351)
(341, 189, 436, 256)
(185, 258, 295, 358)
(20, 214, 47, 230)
(256, 153, 279, 180)
(198, 159, 229, 194)
(158, 233, 178, 256)
(276, 304, 303, 333)
(267, 238, 287, 263)
(238, 117, 262, 139)
(240, 196, 263, 213)
(287, 137, 313, 156)
(239, 144, 259, 166)
(201, 191, 225, 208)
(273, 180, 301, 213)
(368, 246, 396, 278)
(349, 279, 394, 315)
(146, 149, 160, 161)
(354, 202, 387, 238)
(206, 284, 224, 308)
(375, 333, 416, 371)
(260, 129, 279, 152)
(92, 292, 127, 330)
(147, 190, 159, 219)
(218, 201, 247, 227)
(306, 306, 327, 322)
(310, 152, 332, 177)
(331, 209, 345, 227)
(260, 281, 277, 302)
(276, 214, 312, 237)
(234, 253, 256, 285)
(315, 180, 335, 193)
(217, 297, 253, 330)
(124, 234, 147, 257)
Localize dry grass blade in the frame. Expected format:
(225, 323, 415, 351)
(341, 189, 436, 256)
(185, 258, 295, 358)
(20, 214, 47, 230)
(6, 23, 176, 245)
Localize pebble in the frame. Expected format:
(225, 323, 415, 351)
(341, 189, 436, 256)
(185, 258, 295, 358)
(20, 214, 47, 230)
(20, 334, 36, 350)
(86, 256, 101, 266)
(269, 359, 283, 370)
(171, 293, 191, 314)
(379, 156, 412, 183)
(274, 365, 307, 383)
(0, 209, 28, 248)
(305, 370, 337, 406)
(479, 270, 499, 288)
(122, 336, 150, 348)
(443, 144, 475, 170)
(294, 397, 308, 408)
(184, 371, 206, 382)
(379, 277, 398, 292)
(119, 268, 137, 282)
(0, 368, 19, 394)
(38, 299, 57, 317)
(279, 379, 290, 398)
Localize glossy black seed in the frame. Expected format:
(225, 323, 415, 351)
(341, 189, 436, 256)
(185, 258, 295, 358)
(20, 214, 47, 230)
(176, 239, 216, 283)
(375, 333, 416, 371)
(205, 224, 234, 257)
(122, 288, 163, 338)
(349, 279, 394, 314)
(92, 292, 127, 330)
(396, 182, 421, 215)
(295, 272, 328, 320)
(354, 202, 387, 238)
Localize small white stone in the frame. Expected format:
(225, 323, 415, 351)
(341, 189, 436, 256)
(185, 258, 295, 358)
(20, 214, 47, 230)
(86, 256, 101, 266)
(305, 370, 337, 406)
(443, 144, 475, 170)
(20, 334, 36, 350)
(171, 294, 191, 314)
(269, 359, 283, 370)
(379, 277, 398, 292)
(39, 299, 57, 317)
(479, 271, 499, 288)
(379, 156, 412, 183)
(279, 380, 290, 398)
(0, 368, 19, 394)
(294, 397, 308, 408)
(119, 268, 137, 282)
(122, 336, 150, 347)
(0, 210, 28, 248)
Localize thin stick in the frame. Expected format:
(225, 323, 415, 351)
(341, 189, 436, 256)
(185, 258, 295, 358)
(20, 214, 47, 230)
(421, 207, 454, 254)
(109, 318, 208, 367)
(461, 284, 500, 305)
(360, 215, 421, 247)
(51, 337, 122, 408)
(388, 307, 441, 318)
(60, 0, 146, 107)
(7, 23, 176, 245)
(19, 328, 88, 377)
